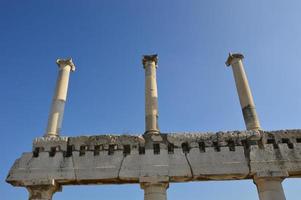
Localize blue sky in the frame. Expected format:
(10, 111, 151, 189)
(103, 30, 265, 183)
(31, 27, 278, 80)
(1, 1, 301, 199)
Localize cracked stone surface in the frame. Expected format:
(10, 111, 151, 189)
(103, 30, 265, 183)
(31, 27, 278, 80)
(6, 129, 301, 186)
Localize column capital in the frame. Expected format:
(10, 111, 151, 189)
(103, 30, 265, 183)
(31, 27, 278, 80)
(27, 183, 61, 200)
(140, 182, 169, 190)
(56, 58, 76, 72)
(254, 171, 289, 180)
(254, 176, 285, 184)
(142, 54, 158, 67)
(225, 53, 244, 66)
(139, 176, 169, 189)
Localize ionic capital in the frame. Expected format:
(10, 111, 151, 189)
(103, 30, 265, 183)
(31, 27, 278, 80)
(142, 54, 158, 67)
(56, 58, 76, 72)
(225, 53, 244, 66)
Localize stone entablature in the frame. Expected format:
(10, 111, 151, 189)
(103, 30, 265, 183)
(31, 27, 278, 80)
(7, 129, 301, 187)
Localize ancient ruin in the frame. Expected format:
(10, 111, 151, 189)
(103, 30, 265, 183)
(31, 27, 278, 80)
(6, 54, 301, 200)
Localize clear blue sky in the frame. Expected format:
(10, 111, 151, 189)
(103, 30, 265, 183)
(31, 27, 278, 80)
(1, 1, 301, 199)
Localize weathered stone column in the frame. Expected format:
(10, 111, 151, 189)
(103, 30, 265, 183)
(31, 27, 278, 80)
(254, 177, 286, 200)
(226, 53, 286, 200)
(45, 58, 75, 137)
(141, 55, 168, 199)
(225, 53, 260, 130)
(141, 182, 169, 200)
(142, 55, 159, 134)
(27, 184, 60, 200)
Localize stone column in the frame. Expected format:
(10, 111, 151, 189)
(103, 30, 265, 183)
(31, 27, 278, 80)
(142, 54, 159, 134)
(226, 53, 286, 200)
(141, 182, 169, 200)
(254, 177, 286, 200)
(225, 53, 260, 130)
(45, 58, 75, 137)
(27, 184, 60, 200)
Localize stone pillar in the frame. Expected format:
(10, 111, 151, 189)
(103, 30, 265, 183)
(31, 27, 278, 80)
(225, 53, 260, 130)
(254, 177, 286, 200)
(27, 184, 60, 200)
(226, 53, 286, 200)
(142, 54, 159, 134)
(141, 183, 169, 200)
(45, 58, 75, 137)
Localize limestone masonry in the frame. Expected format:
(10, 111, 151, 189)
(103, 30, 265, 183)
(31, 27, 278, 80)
(6, 55, 300, 200)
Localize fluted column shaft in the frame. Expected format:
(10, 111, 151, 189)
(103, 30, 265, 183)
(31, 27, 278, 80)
(45, 59, 75, 137)
(226, 53, 260, 130)
(142, 55, 159, 134)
